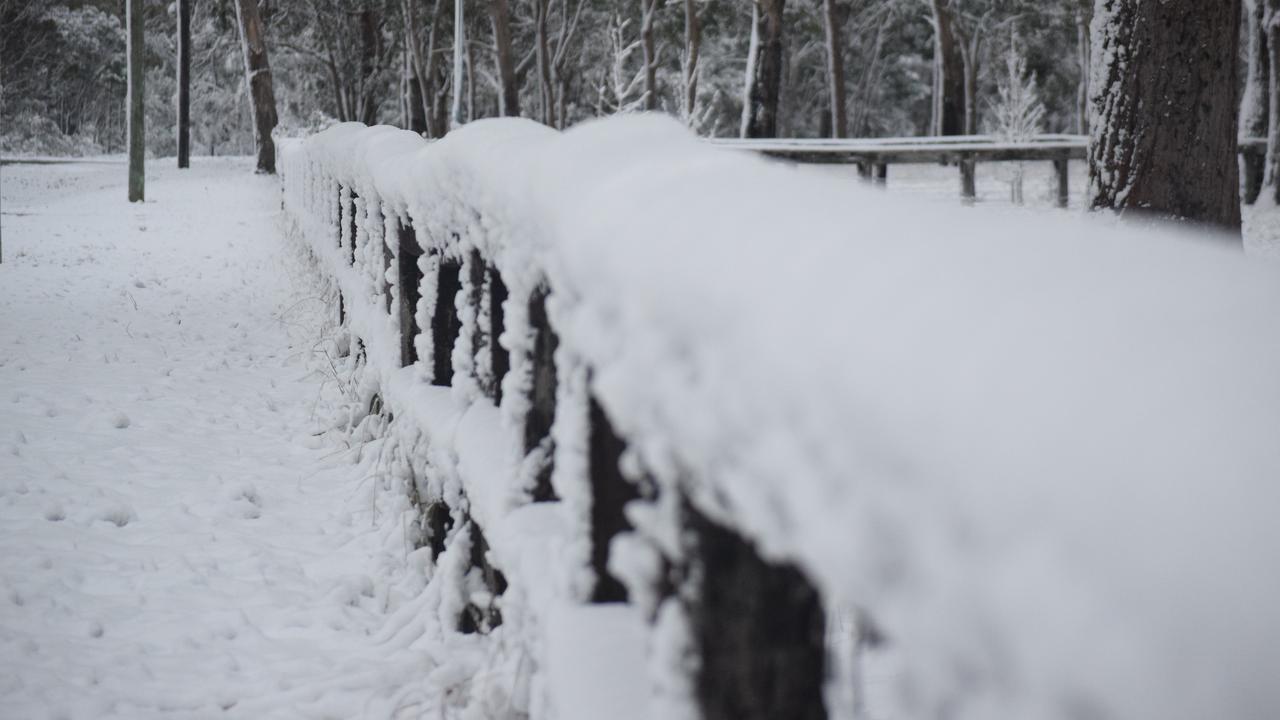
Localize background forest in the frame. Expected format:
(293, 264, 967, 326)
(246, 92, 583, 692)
(1, 0, 1093, 156)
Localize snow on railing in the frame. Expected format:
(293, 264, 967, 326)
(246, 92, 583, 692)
(280, 114, 1280, 720)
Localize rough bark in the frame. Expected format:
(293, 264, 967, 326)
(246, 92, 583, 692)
(822, 0, 847, 138)
(930, 0, 965, 136)
(1242, 0, 1269, 204)
(234, 0, 279, 174)
(489, 0, 521, 116)
(1089, 0, 1242, 234)
(177, 0, 191, 169)
(127, 0, 144, 202)
(535, 0, 554, 125)
(744, 0, 786, 139)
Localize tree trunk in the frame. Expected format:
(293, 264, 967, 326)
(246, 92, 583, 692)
(1075, 2, 1092, 135)
(1243, 0, 1270, 204)
(640, 0, 659, 111)
(489, 0, 520, 116)
(740, 2, 760, 137)
(682, 0, 702, 122)
(535, 0, 554, 125)
(451, 0, 465, 128)
(1090, 0, 1242, 234)
(929, 0, 965, 136)
(1264, 0, 1280, 203)
(358, 7, 381, 126)
(821, 0, 847, 138)
(744, 0, 785, 138)
(177, 0, 191, 169)
(234, 0, 279, 174)
(127, 0, 144, 201)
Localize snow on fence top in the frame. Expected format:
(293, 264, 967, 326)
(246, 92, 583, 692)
(281, 113, 1280, 720)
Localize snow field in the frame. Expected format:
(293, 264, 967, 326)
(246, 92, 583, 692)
(0, 159, 469, 718)
(285, 112, 1280, 720)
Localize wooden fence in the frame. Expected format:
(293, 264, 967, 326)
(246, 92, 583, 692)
(716, 135, 1270, 207)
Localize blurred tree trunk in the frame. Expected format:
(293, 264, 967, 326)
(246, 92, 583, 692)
(1243, 0, 1270, 203)
(177, 0, 191, 169)
(929, 0, 965, 136)
(822, 0, 847, 138)
(744, 0, 785, 138)
(489, 0, 520, 116)
(1264, 0, 1280, 203)
(1090, 0, 1242, 235)
(640, 0, 659, 111)
(127, 0, 144, 201)
(234, 0, 279, 174)
(681, 0, 702, 122)
(1075, 1, 1091, 135)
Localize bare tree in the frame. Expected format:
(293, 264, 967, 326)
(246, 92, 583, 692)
(127, 0, 144, 200)
(929, 0, 964, 135)
(822, 0, 847, 138)
(234, 0, 279, 174)
(743, 0, 786, 138)
(639, 0, 660, 111)
(177, 0, 191, 169)
(1090, 0, 1242, 235)
(1264, 0, 1280, 204)
(489, 0, 520, 116)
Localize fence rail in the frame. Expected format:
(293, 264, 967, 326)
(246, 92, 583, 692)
(280, 116, 1280, 720)
(715, 135, 1269, 206)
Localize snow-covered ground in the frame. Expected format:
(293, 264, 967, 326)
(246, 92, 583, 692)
(0, 159, 438, 719)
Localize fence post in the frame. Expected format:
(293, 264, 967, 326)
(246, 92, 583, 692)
(588, 395, 640, 603)
(1053, 156, 1070, 209)
(873, 162, 887, 186)
(432, 255, 462, 386)
(682, 497, 828, 720)
(525, 286, 559, 502)
(397, 221, 423, 367)
(487, 266, 510, 405)
(960, 154, 977, 202)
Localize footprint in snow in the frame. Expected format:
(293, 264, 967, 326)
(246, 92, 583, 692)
(43, 503, 66, 522)
(110, 412, 130, 429)
(95, 504, 137, 528)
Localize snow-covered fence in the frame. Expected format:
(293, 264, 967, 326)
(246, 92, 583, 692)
(280, 114, 1280, 720)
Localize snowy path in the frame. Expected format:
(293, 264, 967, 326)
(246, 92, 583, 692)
(1, 160, 432, 719)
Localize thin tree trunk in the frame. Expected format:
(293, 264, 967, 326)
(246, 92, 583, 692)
(489, 0, 520, 116)
(127, 0, 144, 201)
(822, 0, 847, 138)
(177, 0, 191, 169)
(1090, 0, 1243, 235)
(451, 0, 465, 128)
(1263, 0, 1280, 202)
(682, 0, 701, 122)
(929, 0, 965, 136)
(535, 0, 554, 125)
(640, 0, 659, 111)
(234, 0, 279, 174)
(744, 0, 785, 138)
(1075, 2, 1091, 135)
(740, 2, 760, 137)
(1243, 0, 1269, 204)
(960, 32, 980, 135)
(358, 7, 381, 126)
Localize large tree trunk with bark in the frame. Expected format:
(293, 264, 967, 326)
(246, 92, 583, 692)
(821, 0, 847, 138)
(1243, 0, 1270, 204)
(127, 0, 144, 201)
(1089, 0, 1242, 235)
(177, 0, 191, 169)
(489, 0, 520, 116)
(930, 0, 965, 136)
(744, 0, 785, 138)
(234, 0, 279, 174)
(1260, 0, 1280, 204)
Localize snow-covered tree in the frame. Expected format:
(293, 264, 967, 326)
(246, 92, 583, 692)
(989, 34, 1044, 204)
